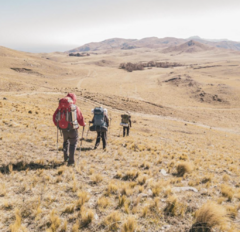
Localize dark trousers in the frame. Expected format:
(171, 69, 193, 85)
(62, 129, 78, 163)
(123, 126, 130, 137)
(95, 132, 107, 149)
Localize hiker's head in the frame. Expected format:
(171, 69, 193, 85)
(104, 108, 108, 115)
(67, 93, 77, 104)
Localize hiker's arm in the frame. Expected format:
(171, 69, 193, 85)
(53, 109, 58, 126)
(105, 115, 109, 127)
(77, 107, 86, 126)
(89, 117, 94, 124)
(129, 118, 132, 127)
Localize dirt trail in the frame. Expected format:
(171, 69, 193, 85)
(77, 69, 97, 89)
(1, 90, 240, 135)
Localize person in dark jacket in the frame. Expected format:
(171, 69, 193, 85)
(53, 93, 85, 165)
(90, 108, 109, 149)
(123, 114, 131, 137)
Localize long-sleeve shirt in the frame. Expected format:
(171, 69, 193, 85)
(129, 118, 132, 127)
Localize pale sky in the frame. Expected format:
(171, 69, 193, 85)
(0, 0, 239, 53)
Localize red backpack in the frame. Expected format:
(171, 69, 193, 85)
(56, 97, 78, 130)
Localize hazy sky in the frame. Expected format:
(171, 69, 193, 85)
(0, 0, 239, 52)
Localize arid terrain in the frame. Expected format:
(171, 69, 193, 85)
(0, 38, 240, 232)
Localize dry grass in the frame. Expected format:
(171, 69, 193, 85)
(164, 196, 186, 216)
(176, 161, 193, 176)
(121, 217, 137, 232)
(191, 201, 229, 231)
(97, 197, 109, 209)
(1, 47, 240, 232)
(76, 191, 89, 209)
(221, 184, 234, 201)
(102, 211, 121, 231)
(9, 209, 23, 232)
(80, 207, 94, 227)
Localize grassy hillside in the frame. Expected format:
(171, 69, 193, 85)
(0, 46, 240, 231)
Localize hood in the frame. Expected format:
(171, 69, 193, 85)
(67, 93, 77, 104)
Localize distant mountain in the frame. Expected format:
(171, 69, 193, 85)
(162, 40, 214, 53)
(68, 37, 185, 52)
(68, 36, 240, 53)
(187, 36, 240, 51)
(188, 36, 230, 42)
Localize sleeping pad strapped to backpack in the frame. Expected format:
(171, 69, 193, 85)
(120, 114, 130, 127)
(56, 97, 78, 130)
(90, 107, 108, 132)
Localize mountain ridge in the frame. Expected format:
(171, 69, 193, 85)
(68, 36, 240, 53)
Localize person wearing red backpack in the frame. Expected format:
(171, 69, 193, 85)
(53, 93, 85, 165)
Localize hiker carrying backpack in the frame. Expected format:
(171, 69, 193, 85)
(53, 93, 85, 165)
(120, 112, 132, 137)
(89, 107, 109, 149)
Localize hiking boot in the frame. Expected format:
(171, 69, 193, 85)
(94, 146, 97, 149)
(64, 155, 69, 162)
(68, 161, 75, 166)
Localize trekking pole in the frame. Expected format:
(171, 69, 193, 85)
(78, 126, 85, 165)
(57, 122, 59, 158)
(109, 112, 112, 135)
(86, 123, 90, 139)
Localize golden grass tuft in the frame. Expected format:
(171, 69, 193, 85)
(142, 206, 149, 218)
(80, 207, 94, 227)
(90, 173, 103, 184)
(137, 175, 147, 185)
(106, 182, 118, 196)
(151, 182, 162, 197)
(192, 201, 229, 231)
(60, 220, 68, 232)
(164, 196, 186, 216)
(121, 216, 137, 232)
(176, 161, 193, 177)
(63, 204, 75, 214)
(48, 210, 61, 232)
(72, 220, 80, 232)
(225, 205, 238, 219)
(118, 195, 127, 208)
(221, 184, 234, 201)
(102, 211, 121, 231)
(115, 170, 122, 179)
(9, 209, 22, 232)
(122, 169, 139, 181)
(97, 197, 109, 209)
(0, 183, 7, 197)
(76, 191, 89, 209)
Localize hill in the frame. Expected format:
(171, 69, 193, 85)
(0, 45, 240, 232)
(162, 40, 214, 53)
(188, 36, 240, 51)
(68, 37, 186, 52)
(68, 36, 240, 53)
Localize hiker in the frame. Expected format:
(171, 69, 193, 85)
(121, 112, 132, 137)
(53, 93, 85, 165)
(89, 107, 109, 149)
